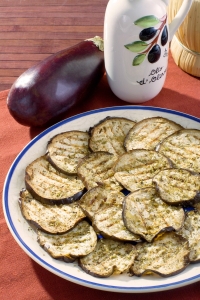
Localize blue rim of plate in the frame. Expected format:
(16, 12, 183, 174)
(3, 105, 200, 293)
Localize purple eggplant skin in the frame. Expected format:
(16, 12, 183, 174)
(7, 37, 105, 127)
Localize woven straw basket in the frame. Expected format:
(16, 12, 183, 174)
(168, 0, 200, 77)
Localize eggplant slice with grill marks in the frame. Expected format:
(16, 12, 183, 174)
(77, 151, 121, 191)
(79, 239, 136, 278)
(92, 205, 141, 242)
(114, 150, 171, 192)
(124, 117, 183, 151)
(158, 129, 200, 173)
(78, 186, 124, 220)
(153, 168, 200, 205)
(123, 187, 185, 242)
(178, 210, 200, 263)
(131, 232, 190, 277)
(89, 117, 135, 156)
(25, 155, 85, 205)
(37, 220, 97, 262)
(46, 130, 90, 175)
(194, 202, 200, 212)
(19, 189, 86, 234)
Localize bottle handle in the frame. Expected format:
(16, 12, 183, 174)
(168, 0, 193, 41)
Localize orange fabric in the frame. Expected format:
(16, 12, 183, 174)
(1, 53, 200, 300)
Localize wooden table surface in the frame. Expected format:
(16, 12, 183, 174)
(0, 0, 107, 91)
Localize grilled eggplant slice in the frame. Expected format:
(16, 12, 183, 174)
(25, 155, 85, 204)
(153, 168, 200, 205)
(158, 129, 200, 173)
(194, 202, 200, 212)
(114, 150, 171, 192)
(47, 130, 90, 175)
(124, 117, 183, 151)
(92, 205, 141, 242)
(77, 151, 121, 190)
(123, 187, 185, 242)
(131, 232, 190, 277)
(79, 239, 136, 277)
(89, 117, 135, 156)
(37, 220, 97, 262)
(78, 186, 124, 220)
(19, 189, 85, 234)
(178, 210, 200, 263)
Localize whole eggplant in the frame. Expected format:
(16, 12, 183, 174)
(7, 37, 105, 127)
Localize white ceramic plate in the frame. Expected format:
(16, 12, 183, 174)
(3, 106, 200, 293)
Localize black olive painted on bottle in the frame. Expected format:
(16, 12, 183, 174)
(148, 44, 161, 63)
(139, 27, 158, 41)
(161, 26, 168, 46)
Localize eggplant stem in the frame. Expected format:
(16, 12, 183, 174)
(85, 36, 104, 51)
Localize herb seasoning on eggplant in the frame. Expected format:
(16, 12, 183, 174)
(7, 36, 105, 127)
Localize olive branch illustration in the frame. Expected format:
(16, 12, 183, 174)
(124, 15, 168, 66)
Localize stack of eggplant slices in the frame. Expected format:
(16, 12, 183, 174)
(19, 116, 200, 279)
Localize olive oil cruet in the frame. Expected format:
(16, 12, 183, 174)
(104, 0, 193, 103)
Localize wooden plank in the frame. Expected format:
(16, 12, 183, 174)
(0, 39, 81, 47)
(0, 61, 41, 68)
(0, 12, 104, 18)
(0, 77, 19, 90)
(0, 17, 104, 26)
(0, 77, 18, 83)
(0, 54, 50, 61)
(0, 0, 107, 6)
(0, 69, 26, 76)
(0, 32, 103, 40)
(0, 5, 106, 12)
(0, 25, 103, 33)
(0, 84, 13, 90)
(0, 45, 75, 54)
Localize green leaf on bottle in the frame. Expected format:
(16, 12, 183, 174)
(132, 54, 146, 66)
(134, 15, 160, 28)
(124, 41, 148, 53)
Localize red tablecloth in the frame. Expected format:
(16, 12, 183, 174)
(1, 53, 200, 300)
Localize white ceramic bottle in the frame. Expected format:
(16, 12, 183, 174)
(104, 0, 193, 103)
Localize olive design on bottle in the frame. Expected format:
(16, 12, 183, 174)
(161, 25, 168, 46)
(148, 44, 161, 63)
(139, 27, 157, 41)
(124, 15, 168, 66)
